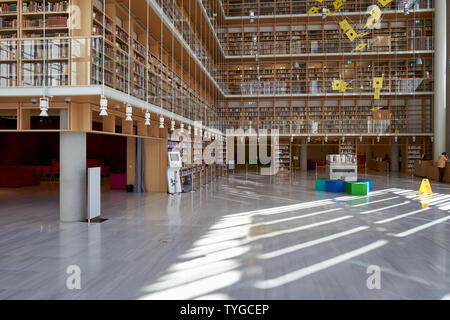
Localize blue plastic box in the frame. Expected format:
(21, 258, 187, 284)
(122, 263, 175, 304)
(357, 179, 373, 191)
(325, 180, 345, 193)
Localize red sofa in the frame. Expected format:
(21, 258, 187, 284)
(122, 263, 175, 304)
(0, 170, 40, 187)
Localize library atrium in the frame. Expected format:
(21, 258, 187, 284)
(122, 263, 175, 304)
(0, 0, 450, 300)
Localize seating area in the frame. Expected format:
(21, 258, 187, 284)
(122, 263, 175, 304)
(316, 178, 372, 196)
(0, 159, 110, 181)
(0, 169, 40, 187)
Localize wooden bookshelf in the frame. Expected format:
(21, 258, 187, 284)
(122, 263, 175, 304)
(223, 0, 433, 17)
(221, 16, 433, 56)
(225, 96, 432, 136)
(277, 138, 291, 174)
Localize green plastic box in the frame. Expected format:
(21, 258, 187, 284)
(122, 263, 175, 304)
(315, 179, 327, 191)
(345, 182, 369, 196)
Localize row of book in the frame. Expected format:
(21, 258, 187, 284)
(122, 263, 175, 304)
(23, 61, 68, 74)
(22, 16, 67, 28)
(0, 46, 16, 60)
(0, 63, 17, 76)
(22, 1, 69, 13)
(22, 41, 69, 59)
(47, 16, 67, 27)
(0, 3, 17, 14)
(0, 17, 17, 28)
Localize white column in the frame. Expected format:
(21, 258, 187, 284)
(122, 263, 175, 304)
(434, 0, 447, 161)
(60, 132, 86, 222)
(300, 139, 307, 172)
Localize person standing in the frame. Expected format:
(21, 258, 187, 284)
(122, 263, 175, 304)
(437, 152, 449, 183)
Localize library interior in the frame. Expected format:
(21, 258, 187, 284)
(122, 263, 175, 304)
(1, 0, 450, 300)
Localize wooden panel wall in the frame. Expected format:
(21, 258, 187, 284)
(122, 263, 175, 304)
(127, 137, 136, 185)
(144, 138, 168, 193)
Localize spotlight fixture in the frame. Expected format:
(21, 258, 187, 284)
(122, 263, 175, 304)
(342, 136, 345, 142)
(145, 111, 151, 126)
(377, 136, 380, 143)
(188, 125, 192, 135)
(125, 104, 132, 121)
(394, 136, 398, 143)
(115, 105, 120, 110)
(180, 123, 184, 134)
(322, 7, 327, 20)
(159, 116, 164, 128)
(171, 120, 175, 131)
(325, 136, 328, 143)
(31, 98, 37, 104)
(291, 135, 294, 142)
(194, 127, 198, 136)
(360, 136, 363, 142)
(307, 136, 311, 143)
(431, 136, 434, 143)
(249, 10, 255, 23)
(99, 95, 108, 116)
(39, 97, 49, 117)
(65, 97, 71, 104)
(412, 136, 416, 142)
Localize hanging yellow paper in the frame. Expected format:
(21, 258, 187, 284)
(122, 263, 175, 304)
(354, 43, 367, 51)
(340, 82, 351, 93)
(374, 88, 381, 99)
(418, 179, 433, 195)
(307, 6, 319, 14)
(332, 0, 347, 13)
(339, 19, 352, 32)
(373, 77, 383, 89)
(365, 6, 383, 29)
(332, 80, 342, 90)
(378, 0, 393, 7)
(346, 29, 358, 42)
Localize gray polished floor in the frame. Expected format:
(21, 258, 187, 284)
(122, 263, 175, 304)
(1, 171, 450, 300)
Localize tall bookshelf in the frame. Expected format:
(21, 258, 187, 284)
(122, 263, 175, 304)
(277, 138, 291, 174)
(222, 0, 433, 17)
(225, 96, 432, 136)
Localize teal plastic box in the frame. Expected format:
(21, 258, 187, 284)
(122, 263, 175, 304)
(315, 179, 327, 191)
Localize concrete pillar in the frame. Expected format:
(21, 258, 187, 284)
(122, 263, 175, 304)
(300, 139, 307, 172)
(60, 132, 86, 222)
(391, 142, 399, 172)
(434, 0, 447, 161)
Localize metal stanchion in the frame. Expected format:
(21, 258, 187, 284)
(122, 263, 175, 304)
(315, 163, 318, 180)
(387, 163, 390, 178)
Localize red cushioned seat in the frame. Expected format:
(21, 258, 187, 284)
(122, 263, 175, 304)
(0, 171, 40, 187)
